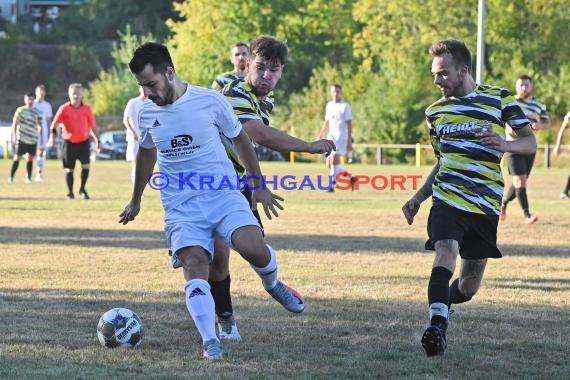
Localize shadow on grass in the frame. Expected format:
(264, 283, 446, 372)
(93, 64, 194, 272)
(0, 287, 569, 379)
(0, 226, 568, 258)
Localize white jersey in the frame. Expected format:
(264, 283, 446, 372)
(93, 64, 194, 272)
(138, 84, 243, 210)
(32, 99, 53, 132)
(325, 99, 352, 154)
(124, 96, 148, 142)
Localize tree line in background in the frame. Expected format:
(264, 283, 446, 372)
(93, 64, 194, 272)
(3, 0, 569, 159)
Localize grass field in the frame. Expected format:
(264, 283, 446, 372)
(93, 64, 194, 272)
(0, 159, 568, 379)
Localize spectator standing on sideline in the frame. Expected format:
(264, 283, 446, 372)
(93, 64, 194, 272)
(402, 40, 536, 357)
(553, 111, 570, 199)
(211, 42, 250, 90)
(317, 84, 356, 191)
(500, 75, 550, 224)
(8, 93, 41, 184)
(49, 83, 100, 199)
(33, 84, 53, 181)
(123, 86, 148, 184)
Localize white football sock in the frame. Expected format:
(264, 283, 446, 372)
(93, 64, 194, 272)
(429, 302, 449, 320)
(37, 156, 44, 172)
(251, 244, 278, 290)
(333, 164, 347, 177)
(184, 279, 217, 343)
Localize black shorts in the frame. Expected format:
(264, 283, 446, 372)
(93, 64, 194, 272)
(241, 187, 264, 235)
(505, 152, 536, 176)
(15, 142, 36, 156)
(425, 202, 501, 259)
(62, 140, 90, 170)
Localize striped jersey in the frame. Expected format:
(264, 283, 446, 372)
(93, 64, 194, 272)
(425, 85, 530, 215)
(516, 97, 549, 130)
(13, 106, 41, 144)
(211, 72, 242, 91)
(220, 80, 275, 177)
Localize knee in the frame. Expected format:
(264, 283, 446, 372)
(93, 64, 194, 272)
(512, 176, 526, 188)
(434, 240, 459, 271)
(178, 248, 210, 272)
(459, 279, 480, 299)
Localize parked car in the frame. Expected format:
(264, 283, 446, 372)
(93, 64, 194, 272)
(95, 131, 127, 160)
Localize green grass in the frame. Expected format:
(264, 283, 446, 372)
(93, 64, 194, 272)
(0, 159, 569, 379)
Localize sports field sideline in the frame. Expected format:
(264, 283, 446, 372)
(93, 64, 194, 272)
(0, 160, 568, 379)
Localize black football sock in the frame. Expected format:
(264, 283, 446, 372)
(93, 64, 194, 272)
(80, 168, 89, 191)
(449, 278, 472, 305)
(66, 172, 74, 194)
(428, 266, 453, 326)
(502, 184, 516, 206)
(515, 187, 531, 218)
(10, 160, 19, 178)
(209, 275, 233, 318)
(26, 161, 33, 180)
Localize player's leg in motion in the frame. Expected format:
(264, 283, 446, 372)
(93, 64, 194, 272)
(231, 226, 305, 314)
(177, 246, 223, 360)
(450, 258, 486, 306)
(209, 239, 241, 341)
(422, 239, 458, 356)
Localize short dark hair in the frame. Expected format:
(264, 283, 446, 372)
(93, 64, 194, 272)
(250, 36, 288, 66)
(429, 39, 472, 72)
(517, 74, 533, 83)
(129, 42, 174, 75)
(232, 42, 250, 53)
(332, 83, 342, 90)
(25, 92, 35, 98)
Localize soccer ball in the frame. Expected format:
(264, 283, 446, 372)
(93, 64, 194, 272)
(97, 307, 143, 348)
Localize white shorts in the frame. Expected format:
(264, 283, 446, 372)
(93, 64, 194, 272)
(37, 127, 49, 150)
(165, 190, 261, 268)
(328, 133, 348, 156)
(126, 140, 139, 161)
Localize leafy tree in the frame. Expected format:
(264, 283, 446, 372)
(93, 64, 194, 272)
(167, 0, 356, 96)
(49, 0, 179, 43)
(84, 27, 155, 117)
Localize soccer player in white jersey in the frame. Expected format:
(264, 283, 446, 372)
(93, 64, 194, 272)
(122, 86, 148, 184)
(33, 84, 53, 181)
(119, 42, 305, 360)
(317, 83, 355, 191)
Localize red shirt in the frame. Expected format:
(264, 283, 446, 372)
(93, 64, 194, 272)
(53, 102, 96, 143)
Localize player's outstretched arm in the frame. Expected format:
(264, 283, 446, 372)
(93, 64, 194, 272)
(402, 163, 439, 225)
(119, 147, 157, 225)
(231, 129, 284, 219)
(242, 119, 334, 155)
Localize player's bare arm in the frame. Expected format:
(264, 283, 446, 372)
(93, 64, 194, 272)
(231, 129, 284, 219)
(553, 123, 568, 156)
(123, 116, 139, 141)
(242, 119, 335, 156)
(476, 124, 536, 154)
(317, 119, 329, 139)
(119, 146, 157, 225)
(402, 162, 439, 225)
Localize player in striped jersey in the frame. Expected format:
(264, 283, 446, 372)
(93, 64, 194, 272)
(553, 112, 570, 199)
(207, 36, 335, 341)
(8, 93, 42, 184)
(500, 75, 550, 224)
(211, 42, 250, 91)
(402, 40, 536, 357)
